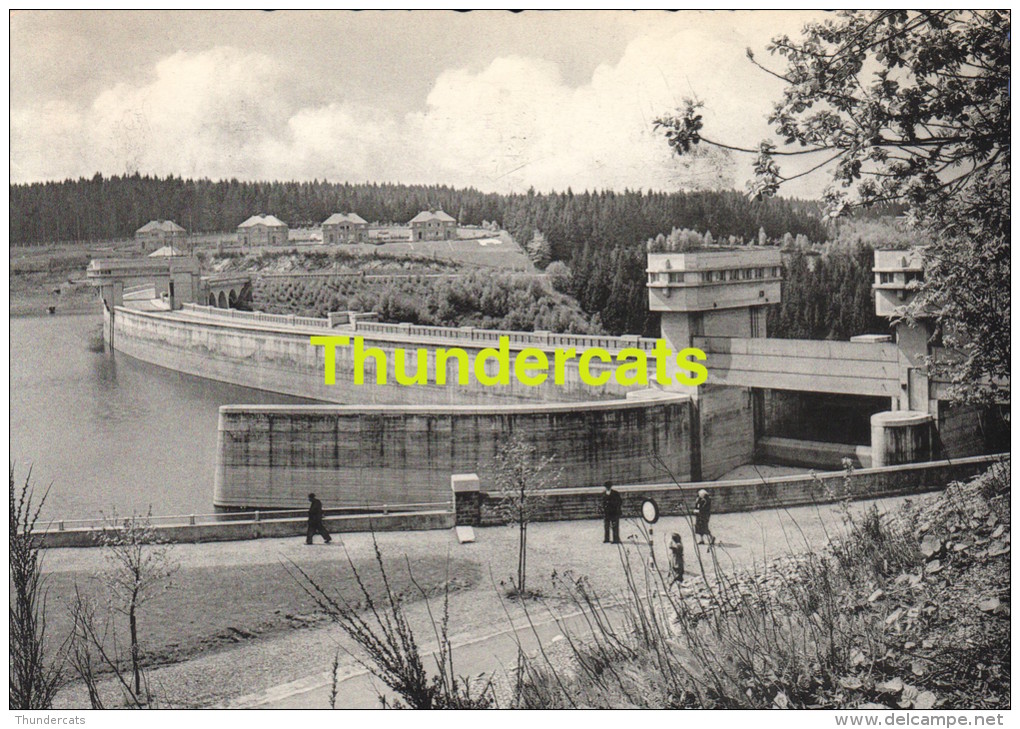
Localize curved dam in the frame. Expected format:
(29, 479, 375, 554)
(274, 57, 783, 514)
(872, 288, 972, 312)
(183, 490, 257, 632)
(106, 304, 700, 511)
(214, 394, 692, 511)
(109, 303, 666, 405)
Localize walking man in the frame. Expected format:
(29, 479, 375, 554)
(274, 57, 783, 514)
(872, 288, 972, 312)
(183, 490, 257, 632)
(306, 492, 332, 544)
(602, 481, 622, 544)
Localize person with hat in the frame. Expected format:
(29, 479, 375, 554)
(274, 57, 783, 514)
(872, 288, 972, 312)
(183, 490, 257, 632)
(306, 492, 332, 544)
(693, 489, 714, 546)
(601, 481, 622, 544)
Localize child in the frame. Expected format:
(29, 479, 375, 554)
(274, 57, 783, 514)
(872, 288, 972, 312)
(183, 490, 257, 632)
(669, 533, 685, 585)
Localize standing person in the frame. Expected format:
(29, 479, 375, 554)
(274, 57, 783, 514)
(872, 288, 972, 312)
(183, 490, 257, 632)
(694, 489, 713, 546)
(668, 533, 685, 585)
(306, 492, 332, 545)
(602, 481, 622, 544)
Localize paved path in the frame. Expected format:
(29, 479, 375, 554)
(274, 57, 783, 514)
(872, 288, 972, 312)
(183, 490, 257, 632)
(48, 495, 911, 709)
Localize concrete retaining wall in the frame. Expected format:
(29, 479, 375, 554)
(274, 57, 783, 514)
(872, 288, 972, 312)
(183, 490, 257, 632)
(455, 454, 1004, 527)
(39, 510, 455, 549)
(214, 395, 692, 511)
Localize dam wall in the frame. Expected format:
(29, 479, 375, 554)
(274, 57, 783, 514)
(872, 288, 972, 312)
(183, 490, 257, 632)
(109, 305, 666, 405)
(213, 395, 692, 511)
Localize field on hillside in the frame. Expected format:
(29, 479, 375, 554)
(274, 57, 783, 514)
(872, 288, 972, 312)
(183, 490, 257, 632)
(193, 227, 533, 272)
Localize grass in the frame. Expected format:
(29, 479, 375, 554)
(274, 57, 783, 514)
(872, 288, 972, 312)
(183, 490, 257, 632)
(41, 553, 481, 676)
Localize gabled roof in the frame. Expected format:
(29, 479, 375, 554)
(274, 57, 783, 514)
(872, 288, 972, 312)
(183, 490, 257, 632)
(148, 245, 184, 257)
(238, 214, 287, 228)
(323, 212, 368, 225)
(408, 210, 457, 224)
(136, 219, 185, 234)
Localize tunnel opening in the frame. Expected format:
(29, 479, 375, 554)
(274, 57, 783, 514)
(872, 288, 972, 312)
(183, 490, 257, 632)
(755, 390, 890, 445)
(752, 389, 891, 470)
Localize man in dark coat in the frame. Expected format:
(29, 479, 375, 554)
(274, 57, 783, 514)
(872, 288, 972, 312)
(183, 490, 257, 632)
(602, 481, 622, 544)
(306, 492, 332, 544)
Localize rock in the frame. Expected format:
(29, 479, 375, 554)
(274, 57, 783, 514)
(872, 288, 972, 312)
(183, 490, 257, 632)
(978, 597, 1001, 613)
(876, 677, 904, 694)
(988, 542, 1010, 557)
(920, 536, 943, 559)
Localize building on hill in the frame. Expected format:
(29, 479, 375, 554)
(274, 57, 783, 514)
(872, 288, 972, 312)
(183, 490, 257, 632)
(321, 213, 368, 244)
(237, 215, 289, 247)
(408, 210, 457, 241)
(135, 220, 186, 252)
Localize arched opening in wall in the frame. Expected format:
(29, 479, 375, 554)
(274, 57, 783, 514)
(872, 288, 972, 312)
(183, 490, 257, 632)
(208, 293, 216, 306)
(217, 291, 227, 308)
(228, 289, 238, 308)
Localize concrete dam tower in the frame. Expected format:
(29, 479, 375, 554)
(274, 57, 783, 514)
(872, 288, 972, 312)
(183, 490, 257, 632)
(646, 247, 782, 480)
(648, 245, 1003, 475)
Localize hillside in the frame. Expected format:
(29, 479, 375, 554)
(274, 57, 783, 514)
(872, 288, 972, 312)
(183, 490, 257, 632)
(512, 461, 1010, 709)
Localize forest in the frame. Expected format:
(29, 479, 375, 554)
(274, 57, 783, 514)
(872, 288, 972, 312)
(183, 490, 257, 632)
(9, 174, 825, 248)
(11, 174, 903, 341)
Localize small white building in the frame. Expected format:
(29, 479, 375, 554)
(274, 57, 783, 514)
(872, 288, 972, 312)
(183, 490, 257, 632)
(322, 213, 368, 244)
(237, 214, 289, 246)
(135, 220, 186, 252)
(408, 210, 457, 241)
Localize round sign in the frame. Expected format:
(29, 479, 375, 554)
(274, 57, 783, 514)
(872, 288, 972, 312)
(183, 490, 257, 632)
(640, 498, 659, 524)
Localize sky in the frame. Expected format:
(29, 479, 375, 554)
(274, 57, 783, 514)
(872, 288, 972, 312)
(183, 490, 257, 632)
(10, 10, 832, 196)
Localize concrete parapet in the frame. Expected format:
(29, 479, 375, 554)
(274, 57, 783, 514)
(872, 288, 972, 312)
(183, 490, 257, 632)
(453, 454, 1004, 527)
(111, 306, 659, 404)
(38, 510, 455, 549)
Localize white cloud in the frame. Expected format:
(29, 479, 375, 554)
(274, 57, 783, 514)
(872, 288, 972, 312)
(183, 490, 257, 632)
(11, 16, 826, 195)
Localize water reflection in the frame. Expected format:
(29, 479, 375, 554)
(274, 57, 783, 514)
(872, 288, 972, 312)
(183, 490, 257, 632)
(11, 313, 315, 519)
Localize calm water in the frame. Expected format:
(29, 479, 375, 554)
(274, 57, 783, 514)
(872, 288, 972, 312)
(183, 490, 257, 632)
(10, 313, 313, 520)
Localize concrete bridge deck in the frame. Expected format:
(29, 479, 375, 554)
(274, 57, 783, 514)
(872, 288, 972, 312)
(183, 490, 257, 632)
(695, 335, 904, 398)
